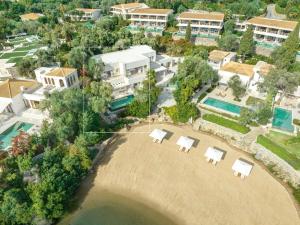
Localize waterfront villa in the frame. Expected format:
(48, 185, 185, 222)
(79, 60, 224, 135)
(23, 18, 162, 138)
(92, 45, 176, 102)
(66, 8, 101, 21)
(208, 50, 236, 70)
(0, 79, 39, 114)
(22, 67, 79, 109)
(20, 13, 44, 21)
(128, 8, 173, 35)
(247, 17, 298, 47)
(110, 2, 149, 19)
(176, 11, 224, 38)
(218, 61, 255, 86)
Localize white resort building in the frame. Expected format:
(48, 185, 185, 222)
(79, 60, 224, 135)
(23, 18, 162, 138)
(92, 45, 177, 101)
(66, 8, 101, 21)
(208, 50, 236, 70)
(247, 17, 298, 47)
(110, 2, 149, 19)
(176, 11, 224, 38)
(128, 8, 173, 35)
(218, 61, 255, 86)
(0, 79, 39, 114)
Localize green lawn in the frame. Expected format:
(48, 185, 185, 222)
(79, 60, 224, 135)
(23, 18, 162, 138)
(202, 114, 250, 134)
(246, 96, 264, 106)
(257, 135, 300, 170)
(14, 44, 39, 52)
(265, 131, 300, 158)
(0, 51, 28, 59)
(7, 57, 23, 64)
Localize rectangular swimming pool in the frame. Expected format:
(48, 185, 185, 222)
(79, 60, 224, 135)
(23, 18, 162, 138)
(110, 95, 134, 111)
(203, 97, 242, 115)
(0, 122, 33, 150)
(272, 108, 294, 133)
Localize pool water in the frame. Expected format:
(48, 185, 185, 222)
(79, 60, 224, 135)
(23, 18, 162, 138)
(0, 122, 33, 150)
(272, 108, 294, 133)
(203, 97, 241, 114)
(110, 95, 134, 111)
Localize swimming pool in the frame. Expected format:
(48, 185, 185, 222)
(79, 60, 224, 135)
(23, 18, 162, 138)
(272, 108, 294, 133)
(203, 97, 242, 115)
(0, 122, 33, 150)
(110, 95, 134, 111)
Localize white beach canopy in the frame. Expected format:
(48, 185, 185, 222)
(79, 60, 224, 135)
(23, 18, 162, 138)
(232, 159, 253, 177)
(176, 136, 194, 150)
(149, 129, 167, 143)
(204, 147, 224, 162)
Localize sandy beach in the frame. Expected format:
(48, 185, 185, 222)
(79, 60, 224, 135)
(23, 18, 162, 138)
(63, 123, 300, 225)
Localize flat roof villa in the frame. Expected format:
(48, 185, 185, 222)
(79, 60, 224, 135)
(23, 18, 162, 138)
(128, 8, 173, 35)
(176, 11, 225, 39)
(66, 8, 101, 21)
(110, 2, 149, 19)
(92, 45, 176, 106)
(247, 17, 298, 47)
(208, 50, 236, 70)
(219, 61, 255, 86)
(20, 13, 44, 21)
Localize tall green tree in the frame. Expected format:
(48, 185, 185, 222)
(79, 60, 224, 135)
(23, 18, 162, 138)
(238, 25, 255, 60)
(185, 21, 192, 42)
(271, 24, 300, 70)
(228, 75, 246, 100)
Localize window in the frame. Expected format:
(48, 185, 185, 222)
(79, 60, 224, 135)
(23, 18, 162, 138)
(44, 77, 48, 84)
(59, 79, 65, 87)
(51, 78, 55, 85)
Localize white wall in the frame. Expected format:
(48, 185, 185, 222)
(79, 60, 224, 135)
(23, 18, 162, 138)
(218, 70, 251, 86)
(11, 94, 26, 114)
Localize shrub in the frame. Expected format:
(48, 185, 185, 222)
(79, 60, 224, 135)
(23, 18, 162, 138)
(203, 114, 250, 134)
(197, 93, 207, 102)
(293, 119, 300, 126)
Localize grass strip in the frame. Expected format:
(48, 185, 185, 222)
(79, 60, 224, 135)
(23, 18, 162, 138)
(202, 114, 250, 134)
(257, 135, 300, 170)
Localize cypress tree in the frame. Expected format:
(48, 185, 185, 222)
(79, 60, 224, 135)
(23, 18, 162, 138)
(238, 25, 255, 61)
(185, 21, 191, 42)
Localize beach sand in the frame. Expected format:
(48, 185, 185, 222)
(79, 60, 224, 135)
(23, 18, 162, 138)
(63, 123, 300, 225)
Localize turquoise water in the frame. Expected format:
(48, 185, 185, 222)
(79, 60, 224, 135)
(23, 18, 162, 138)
(0, 122, 33, 150)
(110, 95, 134, 111)
(203, 97, 242, 114)
(272, 108, 294, 133)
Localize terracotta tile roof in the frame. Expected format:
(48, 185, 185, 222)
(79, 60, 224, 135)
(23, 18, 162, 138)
(178, 12, 224, 21)
(111, 2, 145, 9)
(130, 8, 173, 15)
(47, 68, 77, 77)
(209, 50, 231, 61)
(77, 8, 99, 13)
(247, 17, 298, 30)
(0, 79, 39, 98)
(220, 62, 254, 77)
(20, 13, 44, 21)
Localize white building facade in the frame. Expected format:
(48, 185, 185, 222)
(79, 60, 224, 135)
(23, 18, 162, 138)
(66, 8, 101, 21)
(246, 17, 298, 46)
(176, 11, 224, 38)
(110, 2, 149, 19)
(208, 50, 236, 70)
(128, 8, 173, 34)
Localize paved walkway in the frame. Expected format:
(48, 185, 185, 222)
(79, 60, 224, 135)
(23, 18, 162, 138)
(266, 4, 286, 20)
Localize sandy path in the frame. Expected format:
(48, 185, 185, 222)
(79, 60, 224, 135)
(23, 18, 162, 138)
(73, 124, 300, 225)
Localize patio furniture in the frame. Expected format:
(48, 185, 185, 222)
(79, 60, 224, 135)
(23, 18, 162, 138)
(204, 147, 224, 166)
(232, 159, 253, 179)
(176, 136, 195, 152)
(149, 129, 167, 144)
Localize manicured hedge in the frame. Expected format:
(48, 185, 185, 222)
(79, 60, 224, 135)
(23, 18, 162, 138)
(257, 135, 300, 170)
(202, 114, 250, 134)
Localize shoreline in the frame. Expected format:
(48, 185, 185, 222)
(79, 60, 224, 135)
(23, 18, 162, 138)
(60, 123, 300, 225)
